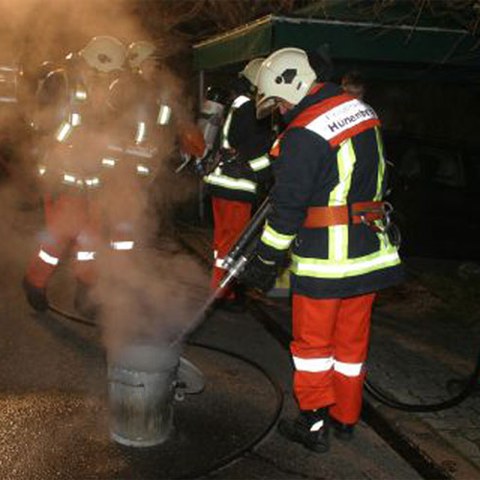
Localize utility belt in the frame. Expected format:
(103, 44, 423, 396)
(303, 201, 401, 247)
(303, 201, 386, 228)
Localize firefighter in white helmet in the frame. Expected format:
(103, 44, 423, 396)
(128, 40, 205, 162)
(23, 35, 126, 316)
(203, 57, 274, 311)
(98, 39, 175, 257)
(241, 47, 404, 452)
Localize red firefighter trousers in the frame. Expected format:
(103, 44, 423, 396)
(26, 192, 100, 289)
(291, 292, 376, 425)
(211, 197, 252, 299)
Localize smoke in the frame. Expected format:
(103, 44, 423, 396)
(96, 246, 208, 360)
(0, 0, 209, 364)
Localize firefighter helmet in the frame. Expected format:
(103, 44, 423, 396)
(127, 41, 156, 69)
(239, 57, 265, 87)
(255, 47, 316, 118)
(79, 35, 126, 73)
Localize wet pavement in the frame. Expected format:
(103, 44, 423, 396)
(1, 200, 480, 479)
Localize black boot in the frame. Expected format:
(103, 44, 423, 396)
(278, 408, 330, 453)
(330, 416, 355, 441)
(22, 277, 49, 312)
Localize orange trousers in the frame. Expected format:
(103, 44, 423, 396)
(291, 292, 376, 424)
(26, 192, 100, 288)
(211, 197, 252, 299)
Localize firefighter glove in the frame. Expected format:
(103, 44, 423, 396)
(220, 156, 255, 180)
(240, 253, 278, 293)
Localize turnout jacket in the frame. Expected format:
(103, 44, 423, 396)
(204, 94, 272, 202)
(33, 59, 120, 194)
(106, 72, 172, 181)
(257, 82, 404, 298)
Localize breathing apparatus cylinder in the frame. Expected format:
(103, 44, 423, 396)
(197, 86, 228, 158)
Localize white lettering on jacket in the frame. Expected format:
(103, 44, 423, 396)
(306, 99, 377, 140)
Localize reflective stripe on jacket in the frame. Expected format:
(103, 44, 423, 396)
(258, 82, 403, 298)
(204, 94, 273, 202)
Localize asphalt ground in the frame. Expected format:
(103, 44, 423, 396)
(179, 223, 480, 480)
(0, 267, 423, 480)
(1, 194, 480, 479)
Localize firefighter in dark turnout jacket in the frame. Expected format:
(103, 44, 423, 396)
(204, 58, 273, 310)
(23, 36, 126, 313)
(241, 48, 404, 452)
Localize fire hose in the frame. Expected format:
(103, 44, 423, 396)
(47, 301, 284, 478)
(204, 195, 480, 413)
(49, 192, 480, 415)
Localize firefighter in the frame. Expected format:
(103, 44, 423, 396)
(203, 58, 274, 311)
(99, 39, 176, 251)
(119, 40, 205, 232)
(241, 48, 404, 452)
(22, 35, 126, 314)
(126, 40, 205, 161)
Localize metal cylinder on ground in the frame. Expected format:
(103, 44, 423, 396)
(107, 341, 181, 447)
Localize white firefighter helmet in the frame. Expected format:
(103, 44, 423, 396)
(127, 41, 156, 69)
(239, 57, 265, 87)
(79, 35, 126, 73)
(255, 47, 316, 118)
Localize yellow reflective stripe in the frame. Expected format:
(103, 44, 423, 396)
(374, 126, 385, 201)
(248, 154, 271, 172)
(329, 139, 356, 260)
(221, 110, 233, 149)
(291, 246, 401, 279)
(63, 173, 77, 185)
(136, 164, 150, 176)
(156, 104, 172, 125)
(334, 360, 363, 377)
(221, 95, 250, 148)
(260, 223, 294, 251)
(135, 122, 147, 144)
(292, 355, 334, 372)
(84, 177, 100, 187)
(204, 172, 256, 192)
(55, 121, 73, 142)
(70, 112, 81, 126)
(74, 87, 87, 101)
(102, 157, 117, 168)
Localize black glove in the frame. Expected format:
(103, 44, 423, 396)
(240, 254, 278, 293)
(220, 156, 255, 180)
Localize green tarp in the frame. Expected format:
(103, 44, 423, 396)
(193, 15, 479, 81)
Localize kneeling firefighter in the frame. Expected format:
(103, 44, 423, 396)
(203, 58, 274, 311)
(241, 48, 404, 452)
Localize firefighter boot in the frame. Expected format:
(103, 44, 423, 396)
(330, 417, 355, 441)
(22, 277, 49, 312)
(278, 408, 330, 453)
